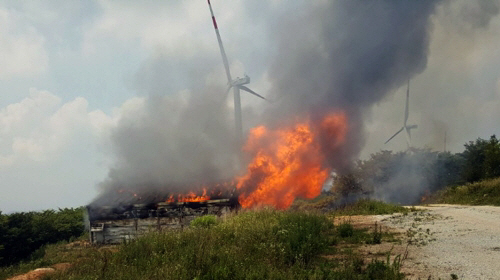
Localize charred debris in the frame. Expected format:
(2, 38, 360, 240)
(86, 187, 239, 244)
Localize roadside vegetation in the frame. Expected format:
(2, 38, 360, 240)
(433, 177, 500, 206)
(332, 199, 412, 216)
(4, 210, 405, 280)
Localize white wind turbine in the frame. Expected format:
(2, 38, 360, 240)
(385, 79, 418, 147)
(207, 0, 266, 144)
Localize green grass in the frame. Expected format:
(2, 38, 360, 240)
(434, 177, 500, 206)
(35, 209, 403, 280)
(190, 215, 217, 228)
(332, 199, 412, 216)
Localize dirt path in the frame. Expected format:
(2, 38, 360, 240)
(377, 204, 500, 279)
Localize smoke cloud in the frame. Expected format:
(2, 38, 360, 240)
(263, 0, 441, 171)
(458, 0, 499, 29)
(92, 0, 499, 207)
(91, 82, 239, 206)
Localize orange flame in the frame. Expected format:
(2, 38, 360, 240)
(165, 189, 211, 203)
(130, 113, 346, 209)
(237, 112, 348, 209)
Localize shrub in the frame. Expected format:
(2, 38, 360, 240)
(368, 223, 382, 245)
(274, 211, 332, 265)
(190, 215, 217, 228)
(435, 177, 500, 206)
(333, 199, 410, 216)
(337, 222, 354, 238)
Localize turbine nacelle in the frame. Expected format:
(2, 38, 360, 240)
(225, 75, 266, 101)
(231, 75, 250, 86)
(207, 0, 267, 144)
(385, 79, 417, 148)
(406, 124, 418, 130)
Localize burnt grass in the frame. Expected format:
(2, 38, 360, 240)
(41, 208, 404, 280)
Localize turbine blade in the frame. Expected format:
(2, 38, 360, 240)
(239, 85, 266, 100)
(404, 79, 410, 126)
(384, 127, 404, 144)
(207, 0, 232, 84)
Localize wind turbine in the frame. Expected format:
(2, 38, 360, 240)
(207, 0, 266, 144)
(384, 79, 418, 147)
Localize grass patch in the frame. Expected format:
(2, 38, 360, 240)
(46, 210, 333, 279)
(190, 214, 217, 228)
(35, 210, 403, 280)
(433, 177, 500, 206)
(332, 199, 412, 216)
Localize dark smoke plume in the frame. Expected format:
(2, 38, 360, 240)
(91, 0, 499, 207)
(263, 0, 441, 171)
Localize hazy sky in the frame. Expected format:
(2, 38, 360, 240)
(1, 0, 499, 213)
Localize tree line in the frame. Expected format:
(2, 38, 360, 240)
(332, 135, 500, 204)
(0, 207, 84, 266)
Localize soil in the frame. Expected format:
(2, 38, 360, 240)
(7, 268, 56, 280)
(375, 204, 500, 279)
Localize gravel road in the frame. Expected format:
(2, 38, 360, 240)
(377, 204, 500, 280)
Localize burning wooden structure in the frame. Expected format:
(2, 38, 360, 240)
(87, 195, 239, 244)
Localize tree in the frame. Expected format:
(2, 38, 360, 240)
(462, 135, 500, 183)
(484, 135, 500, 178)
(350, 148, 463, 204)
(433, 152, 464, 189)
(0, 208, 84, 266)
(331, 173, 363, 198)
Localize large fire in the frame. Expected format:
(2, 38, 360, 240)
(118, 112, 347, 209)
(236, 112, 347, 209)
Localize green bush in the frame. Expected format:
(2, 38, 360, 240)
(333, 199, 410, 216)
(274, 211, 332, 265)
(0, 208, 84, 266)
(366, 258, 403, 280)
(337, 222, 354, 238)
(371, 228, 382, 245)
(190, 215, 217, 228)
(365, 223, 382, 245)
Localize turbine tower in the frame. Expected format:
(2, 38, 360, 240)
(207, 0, 266, 145)
(385, 79, 418, 147)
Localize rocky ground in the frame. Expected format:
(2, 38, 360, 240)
(376, 204, 500, 280)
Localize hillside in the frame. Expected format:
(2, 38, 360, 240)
(432, 177, 500, 206)
(3, 204, 409, 280)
